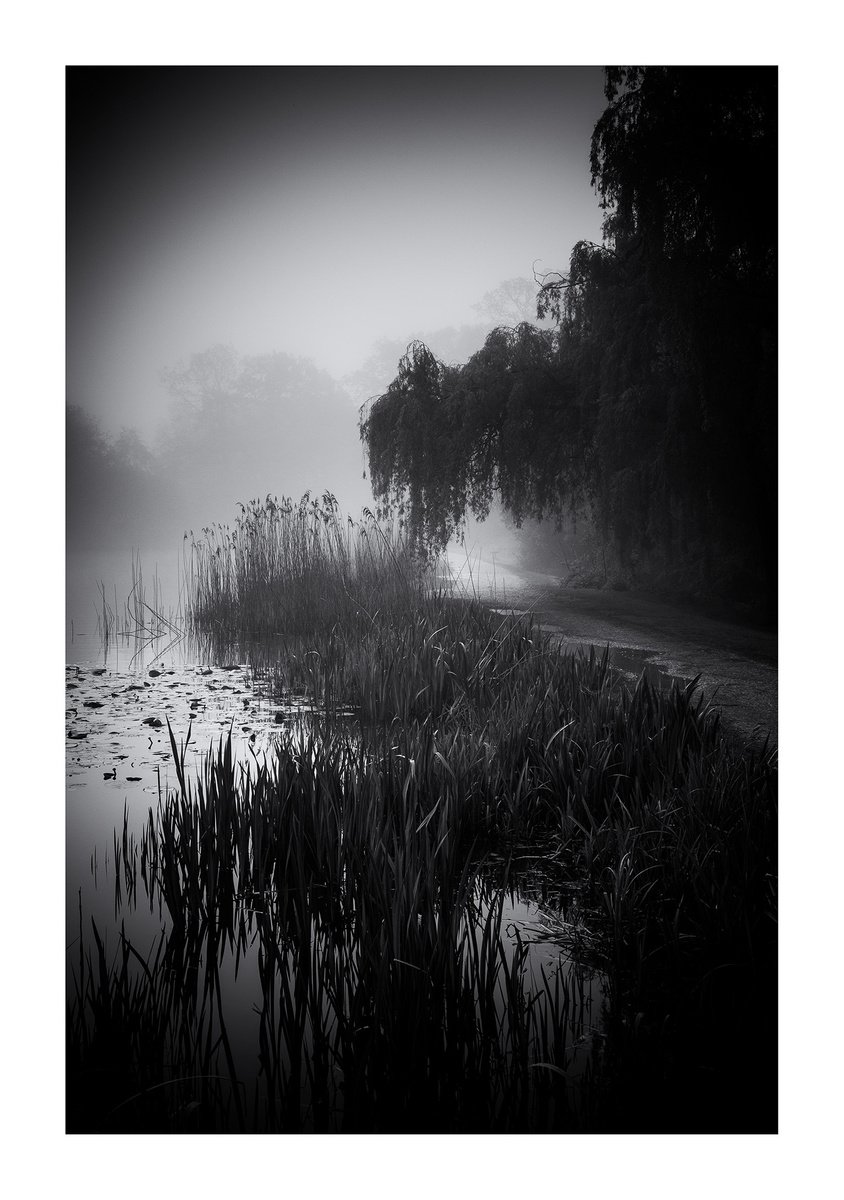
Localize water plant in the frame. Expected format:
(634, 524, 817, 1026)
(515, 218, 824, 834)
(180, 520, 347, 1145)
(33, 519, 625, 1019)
(68, 494, 777, 1132)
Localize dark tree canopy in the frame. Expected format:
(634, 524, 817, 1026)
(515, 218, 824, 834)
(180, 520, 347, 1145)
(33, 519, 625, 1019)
(361, 67, 777, 616)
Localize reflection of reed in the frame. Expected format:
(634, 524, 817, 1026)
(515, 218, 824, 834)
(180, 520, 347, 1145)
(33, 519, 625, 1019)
(68, 718, 598, 1132)
(70, 503, 777, 1132)
(93, 551, 186, 671)
(67, 896, 245, 1132)
(250, 882, 584, 1133)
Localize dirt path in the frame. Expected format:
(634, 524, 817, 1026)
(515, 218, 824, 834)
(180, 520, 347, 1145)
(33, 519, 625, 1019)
(476, 564, 777, 746)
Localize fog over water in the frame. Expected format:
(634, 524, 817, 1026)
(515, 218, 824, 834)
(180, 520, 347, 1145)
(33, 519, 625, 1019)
(52, 52, 791, 1149)
(63, 69, 614, 1124)
(67, 66, 605, 591)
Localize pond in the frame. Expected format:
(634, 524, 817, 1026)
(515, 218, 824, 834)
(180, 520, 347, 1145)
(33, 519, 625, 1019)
(66, 567, 608, 1133)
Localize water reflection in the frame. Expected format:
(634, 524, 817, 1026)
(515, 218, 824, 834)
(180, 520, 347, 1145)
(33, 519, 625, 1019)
(67, 582, 607, 1132)
(69, 820, 605, 1132)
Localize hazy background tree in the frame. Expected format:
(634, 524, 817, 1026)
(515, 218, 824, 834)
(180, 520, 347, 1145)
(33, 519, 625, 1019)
(66, 406, 175, 551)
(342, 327, 485, 409)
(156, 345, 369, 532)
(471, 276, 551, 328)
(344, 277, 548, 407)
(67, 344, 371, 556)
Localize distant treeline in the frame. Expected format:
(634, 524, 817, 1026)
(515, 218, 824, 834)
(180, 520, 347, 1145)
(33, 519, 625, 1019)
(361, 68, 777, 619)
(67, 346, 368, 553)
(67, 286, 549, 559)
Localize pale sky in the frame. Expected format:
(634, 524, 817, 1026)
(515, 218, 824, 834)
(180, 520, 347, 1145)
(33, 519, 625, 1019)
(67, 66, 606, 437)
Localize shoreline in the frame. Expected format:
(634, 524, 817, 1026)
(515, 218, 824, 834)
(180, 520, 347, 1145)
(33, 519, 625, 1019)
(469, 569, 777, 745)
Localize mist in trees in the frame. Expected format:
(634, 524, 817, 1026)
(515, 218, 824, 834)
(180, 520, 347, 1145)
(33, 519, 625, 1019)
(66, 406, 177, 551)
(67, 346, 369, 553)
(343, 277, 548, 407)
(66, 276, 552, 561)
(157, 345, 368, 530)
(361, 68, 777, 619)
(343, 327, 488, 409)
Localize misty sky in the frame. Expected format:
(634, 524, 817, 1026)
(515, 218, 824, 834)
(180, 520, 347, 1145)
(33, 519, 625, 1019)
(67, 66, 606, 437)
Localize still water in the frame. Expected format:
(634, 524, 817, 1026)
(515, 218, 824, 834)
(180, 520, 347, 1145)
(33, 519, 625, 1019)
(66, 552, 607, 1132)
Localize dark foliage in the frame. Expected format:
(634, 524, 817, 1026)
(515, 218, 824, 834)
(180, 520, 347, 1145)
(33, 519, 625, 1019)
(361, 68, 777, 617)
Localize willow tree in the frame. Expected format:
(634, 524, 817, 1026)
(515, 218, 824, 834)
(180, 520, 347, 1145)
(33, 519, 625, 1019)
(539, 67, 778, 604)
(361, 325, 589, 551)
(362, 67, 777, 613)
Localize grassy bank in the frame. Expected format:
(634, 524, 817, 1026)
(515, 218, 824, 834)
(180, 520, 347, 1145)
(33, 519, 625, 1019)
(68, 495, 777, 1132)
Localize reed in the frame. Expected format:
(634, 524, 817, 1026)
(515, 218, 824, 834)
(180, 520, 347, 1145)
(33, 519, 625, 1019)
(69, 718, 596, 1131)
(69, 494, 777, 1132)
(185, 493, 433, 641)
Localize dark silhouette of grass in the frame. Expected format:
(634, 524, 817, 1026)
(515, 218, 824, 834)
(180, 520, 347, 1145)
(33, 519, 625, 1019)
(68, 495, 776, 1132)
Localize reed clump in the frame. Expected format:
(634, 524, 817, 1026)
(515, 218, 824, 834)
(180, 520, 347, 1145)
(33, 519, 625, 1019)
(185, 492, 433, 639)
(69, 494, 776, 1132)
